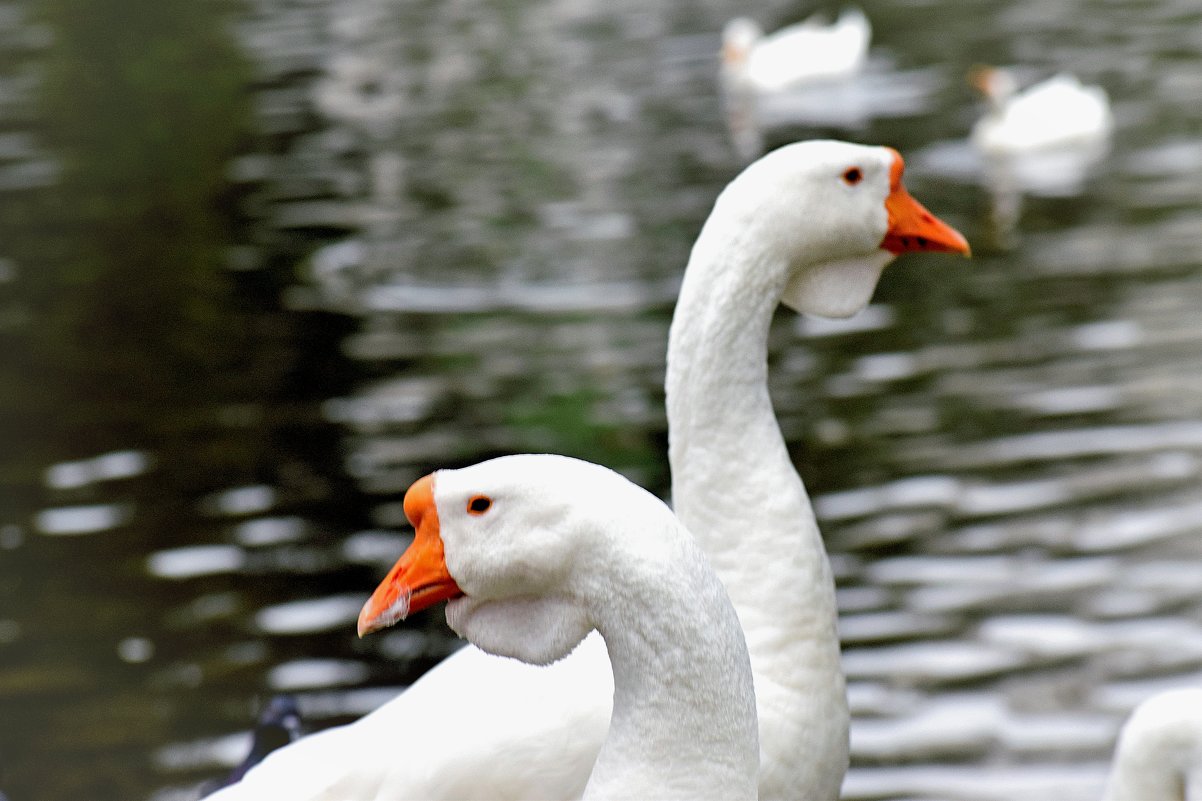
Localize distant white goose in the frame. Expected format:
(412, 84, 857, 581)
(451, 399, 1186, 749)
(722, 8, 871, 93)
(970, 66, 1113, 154)
(206, 140, 968, 801)
(357, 455, 759, 801)
(1103, 688, 1202, 801)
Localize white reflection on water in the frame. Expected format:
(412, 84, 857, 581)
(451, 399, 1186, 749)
(254, 594, 366, 635)
(843, 762, 1108, 801)
(44, 449, 150, 489)
(233, 517, 307, 547)
(267, 658, 370, 691)
(361, 275, 679, 314)
(842, 641, 1025, 684)
(117, 636, 155, 664)
(147, 545, 246, 580)
(34, 503, 132, 535)
(948, 421, 1202, 467)
(202, 485, 277, 517)
(341, 529, 410, 566)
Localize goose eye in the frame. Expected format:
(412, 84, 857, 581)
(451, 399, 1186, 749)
(842, 167, 863, 186)
(467, 495, 492, 516)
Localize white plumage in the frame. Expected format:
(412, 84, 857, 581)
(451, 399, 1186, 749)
(971, 67, 1113, 154)
(358, 455, 759, 801)
(722, 9, 871, 93)
(1103, 688, 1202, 801)
(207, 140, 968, 801)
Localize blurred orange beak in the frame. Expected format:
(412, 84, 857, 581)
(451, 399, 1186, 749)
(880, 148, 971, 257)
(968, 65, 995, 97)
(357, 474, 463, 638)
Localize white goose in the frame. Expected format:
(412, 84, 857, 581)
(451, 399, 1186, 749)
(970, 66, 1113, 155)
(1103, 688, 1202, 801)
(356, 455, 759, 801)
(721, 9, 871, 93)
(207, 140, 969, 801)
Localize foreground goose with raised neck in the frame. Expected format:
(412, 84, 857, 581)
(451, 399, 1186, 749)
(667, 139, 967, 799)
(1103, 688, 1202, 801)
(205, 140, 968, 801)
(357, 455, 759, 801)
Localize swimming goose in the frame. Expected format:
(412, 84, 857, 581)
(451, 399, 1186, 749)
(1103, 688, 1202, 801)
(970, 66, 1113, 155)
(722, 9, 871, 93)
(357, 455, 759, 801)
(206, 140, 968, 801)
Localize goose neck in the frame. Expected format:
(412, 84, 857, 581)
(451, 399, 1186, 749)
(1103, 694, 1202, 801)
(581, 536, 758, 801)
(664, 219, 849, 801)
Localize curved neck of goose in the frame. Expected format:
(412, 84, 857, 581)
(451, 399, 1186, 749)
(1103, 696, 1202, 801)
(665, 217, 847, 795)
(985, 93, 1008, 115)
(581, 531, 758, 801)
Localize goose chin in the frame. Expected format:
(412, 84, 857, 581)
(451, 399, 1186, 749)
(780, 252, 895, 319)
(443, 594, 476, 638)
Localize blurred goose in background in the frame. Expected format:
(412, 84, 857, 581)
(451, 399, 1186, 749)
(970, 66, 1112, 155)
(1103, 688, 1202, 801)
(722, 9, 871, 92)
(719, 9, 937, 161)
(966, 66, 1113, 236)
(204, 140, 968, 801)
(357, 455, 759, 801)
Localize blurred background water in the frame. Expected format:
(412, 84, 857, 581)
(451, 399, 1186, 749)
(2, 0, 1202, 799)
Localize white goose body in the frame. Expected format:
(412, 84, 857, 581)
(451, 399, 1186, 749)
(358, 455, 759, 801)
(1103, 688, 1202, 801)
(722, 9, 871, 93)
(971, 68, 1113, 154)
(207, 140, 968, 801)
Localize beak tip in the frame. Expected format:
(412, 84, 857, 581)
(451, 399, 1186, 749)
(356, 608, 374, 639)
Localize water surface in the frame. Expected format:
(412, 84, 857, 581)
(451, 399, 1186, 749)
(3, 0, 1202, 799)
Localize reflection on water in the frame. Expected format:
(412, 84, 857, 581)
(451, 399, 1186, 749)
(2, 0, 1202, 799)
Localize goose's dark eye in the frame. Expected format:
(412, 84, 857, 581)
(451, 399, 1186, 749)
(842, 167, 864, 185)
(467, 495, 492, 516)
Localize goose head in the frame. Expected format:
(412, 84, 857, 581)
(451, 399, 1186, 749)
(970, 65, 1019, 108)
(357, 454, 672, 666)
(703, 140, 969, 319)
(721, 18, 763, 67)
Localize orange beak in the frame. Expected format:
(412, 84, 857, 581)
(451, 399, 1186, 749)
(721, 41, 746, 66)
(880, 148, 971, 257)
(967, 65, 996, 97)
(357, 474, 464, 638)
